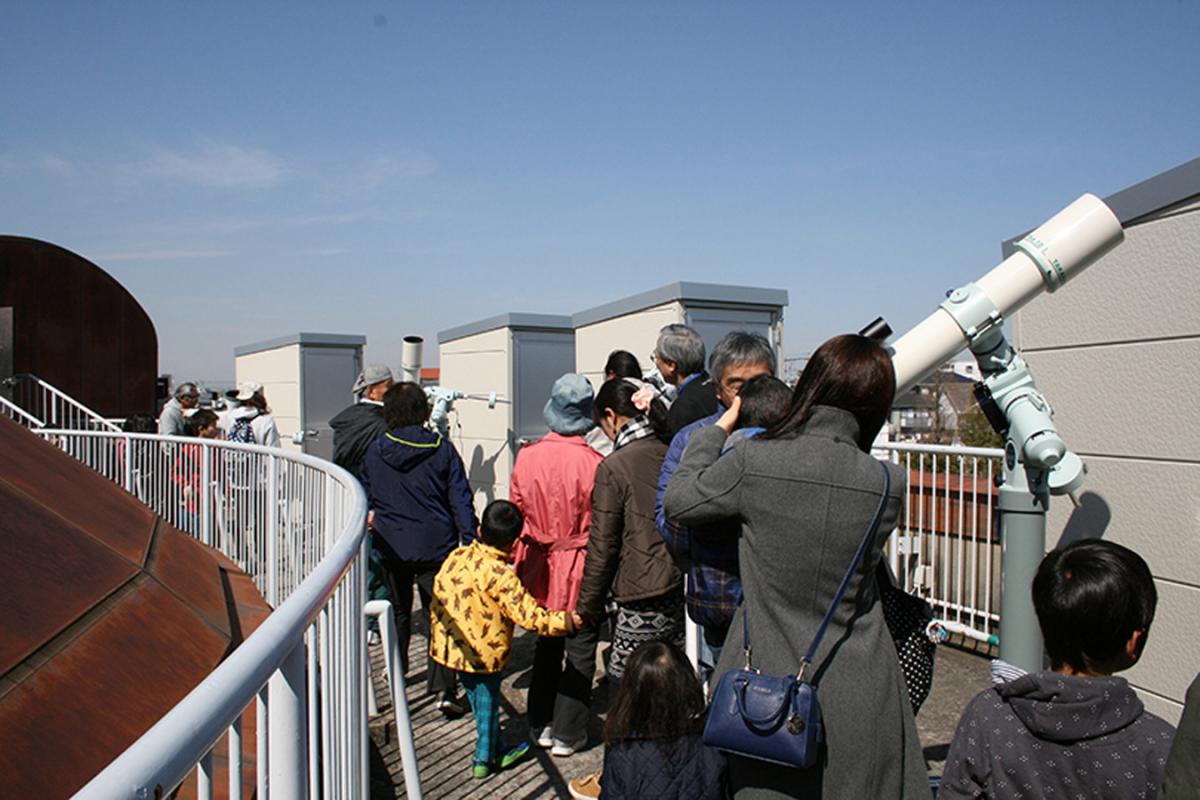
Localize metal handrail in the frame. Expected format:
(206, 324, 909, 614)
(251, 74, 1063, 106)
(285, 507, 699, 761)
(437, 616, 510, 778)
(37, 430, 369, 799)
(875, 441, 1004, 459)
(6, 372, 122, 431)
(0, 393, 45, 426)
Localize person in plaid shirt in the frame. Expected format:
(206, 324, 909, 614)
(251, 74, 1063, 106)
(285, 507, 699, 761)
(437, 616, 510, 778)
(655, 331, 776, 673)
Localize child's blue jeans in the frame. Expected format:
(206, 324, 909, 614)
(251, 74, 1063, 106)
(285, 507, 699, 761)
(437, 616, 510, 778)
(460, 671, 502, 764)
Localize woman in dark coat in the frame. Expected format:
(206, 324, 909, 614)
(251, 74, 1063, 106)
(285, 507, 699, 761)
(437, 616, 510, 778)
(575, 378, 683, 688)
(663, 334, 928, 799)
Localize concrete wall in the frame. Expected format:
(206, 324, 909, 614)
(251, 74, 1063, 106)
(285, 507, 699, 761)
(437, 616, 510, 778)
(235, 344, 301, 452)
(1013, 196, 1200, 724)
(575, 301, 685, 386)
(439, 327, 514, 513)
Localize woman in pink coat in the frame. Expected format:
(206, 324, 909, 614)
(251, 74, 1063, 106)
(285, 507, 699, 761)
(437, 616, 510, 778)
(511, 373, 605, 758)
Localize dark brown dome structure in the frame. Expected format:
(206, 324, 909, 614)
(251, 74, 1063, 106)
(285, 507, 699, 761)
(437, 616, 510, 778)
(0, 416, 270, 797)
(0, 236, 158, 418)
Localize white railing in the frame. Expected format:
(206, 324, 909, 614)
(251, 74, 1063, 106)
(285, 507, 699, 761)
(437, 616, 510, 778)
(5, 373, 122, 431)
(874, 441, 1005, 645)
(38, 430, 375, 799)
(1, 392, 45, 426)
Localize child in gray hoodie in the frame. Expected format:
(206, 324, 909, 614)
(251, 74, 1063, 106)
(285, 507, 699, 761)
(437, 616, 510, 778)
(941, 539, 1175, 799)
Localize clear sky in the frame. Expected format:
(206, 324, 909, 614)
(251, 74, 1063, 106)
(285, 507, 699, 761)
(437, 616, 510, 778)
(2, 2, 1197, 385)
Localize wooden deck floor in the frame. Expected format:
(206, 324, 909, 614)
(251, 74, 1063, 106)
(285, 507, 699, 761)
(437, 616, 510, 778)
(367, 624, 992, 799)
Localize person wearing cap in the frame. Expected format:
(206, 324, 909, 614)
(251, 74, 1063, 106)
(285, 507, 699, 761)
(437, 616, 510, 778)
(330, 364, 396, 635)
(225, 381, 280, 448)
(158, 381, 201, 436)
(509, 374, 605, 757)
(330, 364, 395, 477)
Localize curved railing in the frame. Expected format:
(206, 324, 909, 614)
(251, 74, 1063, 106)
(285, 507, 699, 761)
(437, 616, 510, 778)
(37, 430, 370, 799)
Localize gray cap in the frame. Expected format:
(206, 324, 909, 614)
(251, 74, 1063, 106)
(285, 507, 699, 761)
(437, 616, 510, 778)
(352, 364, 394, 394)
(543, 373, 596, 436)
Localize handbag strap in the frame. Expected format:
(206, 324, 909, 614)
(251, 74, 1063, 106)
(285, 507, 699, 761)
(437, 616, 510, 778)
(742, 460, 891, 681)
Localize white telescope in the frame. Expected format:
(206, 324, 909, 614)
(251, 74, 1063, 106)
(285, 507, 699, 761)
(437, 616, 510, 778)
(890, 193, 1123, 397)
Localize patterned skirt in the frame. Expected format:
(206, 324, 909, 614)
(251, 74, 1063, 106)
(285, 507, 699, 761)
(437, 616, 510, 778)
(608, 592, 686, 683)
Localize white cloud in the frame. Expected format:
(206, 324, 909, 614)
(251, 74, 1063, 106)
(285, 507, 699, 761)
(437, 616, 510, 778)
(0, 151, 79, 177)
(92, 248, 230, 262)
(125, 141, 285, 189)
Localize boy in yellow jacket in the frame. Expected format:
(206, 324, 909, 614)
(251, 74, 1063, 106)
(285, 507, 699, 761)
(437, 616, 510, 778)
(430, 499, 583, 778)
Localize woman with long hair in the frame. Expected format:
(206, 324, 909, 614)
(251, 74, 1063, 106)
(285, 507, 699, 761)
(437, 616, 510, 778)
(663, 334, 928, 799)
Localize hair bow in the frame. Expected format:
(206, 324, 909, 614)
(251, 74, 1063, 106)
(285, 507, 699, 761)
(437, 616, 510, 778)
(631, 385, 657, 412)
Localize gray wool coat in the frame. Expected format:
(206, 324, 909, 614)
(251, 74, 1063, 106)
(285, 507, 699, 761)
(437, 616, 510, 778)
(663, 405, 929, 799)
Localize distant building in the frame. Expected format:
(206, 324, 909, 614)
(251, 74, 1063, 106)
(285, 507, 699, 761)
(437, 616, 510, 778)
(889, 367, 975, 443)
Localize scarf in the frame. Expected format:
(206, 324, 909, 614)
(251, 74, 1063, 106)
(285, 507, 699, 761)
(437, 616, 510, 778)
(614, 415, 656, 450)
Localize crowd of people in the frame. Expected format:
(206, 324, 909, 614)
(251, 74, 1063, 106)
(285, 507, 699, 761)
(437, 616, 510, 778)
(157, 325, 1197, 800)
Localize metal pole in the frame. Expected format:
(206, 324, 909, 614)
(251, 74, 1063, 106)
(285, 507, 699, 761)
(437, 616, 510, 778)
(998, 443, 1048, 673)
(268, 643, 309, 798)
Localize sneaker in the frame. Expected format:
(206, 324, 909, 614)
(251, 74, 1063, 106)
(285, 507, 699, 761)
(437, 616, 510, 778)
(533, 724, 555, 748)
(568, 772, 602, 799)
(498, 741, 531, 770)
(551, 735, 588, 757)
(437, 695, 467, 719)
(472, 760, 492, 779)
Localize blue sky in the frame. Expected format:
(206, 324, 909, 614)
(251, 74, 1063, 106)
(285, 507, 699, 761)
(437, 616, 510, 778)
(2, 2, 1197, 384)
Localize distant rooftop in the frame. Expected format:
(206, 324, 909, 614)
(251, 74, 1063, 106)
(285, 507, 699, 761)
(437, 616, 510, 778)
(437, 313, 573, 344)
(234, 332, 367, 357)
(571, 281, 789, 328)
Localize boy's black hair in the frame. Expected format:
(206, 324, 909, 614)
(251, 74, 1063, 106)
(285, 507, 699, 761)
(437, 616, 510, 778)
(736, 374, 793, 430)
(480, 499, 524, 549)
(184, 408, 219, 436)
(1033, 539, 1157, 674)
(383, 382, 430, 429)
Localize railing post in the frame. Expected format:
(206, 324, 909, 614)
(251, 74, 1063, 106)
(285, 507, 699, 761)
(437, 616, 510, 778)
(268, 642, 309, 799)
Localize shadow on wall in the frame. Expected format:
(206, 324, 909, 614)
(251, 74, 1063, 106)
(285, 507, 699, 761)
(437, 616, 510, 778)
(1055, 491, 1112, 548)
(468, 440, 503, 506)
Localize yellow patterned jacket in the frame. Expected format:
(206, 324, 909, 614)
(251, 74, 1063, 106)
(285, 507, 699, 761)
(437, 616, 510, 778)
(429, 540, 571, 674)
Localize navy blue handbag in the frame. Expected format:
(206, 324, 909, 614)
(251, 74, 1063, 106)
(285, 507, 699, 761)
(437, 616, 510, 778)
(703, 461, 891, 768)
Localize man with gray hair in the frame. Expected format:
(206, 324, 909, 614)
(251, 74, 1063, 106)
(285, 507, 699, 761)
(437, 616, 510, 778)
(158, 381, 200, 436)
(655, 330, 777, 670)
(654, 323, 717, 436)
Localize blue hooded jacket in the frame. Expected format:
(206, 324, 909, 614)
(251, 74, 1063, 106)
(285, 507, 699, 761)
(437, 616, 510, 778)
(359, 425, 478, 563)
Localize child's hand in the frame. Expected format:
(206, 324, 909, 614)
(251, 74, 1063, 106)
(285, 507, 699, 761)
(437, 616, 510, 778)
(569, 611, 585, 632)
(716, 396, 742, 434)
(367, 510, 375, 530)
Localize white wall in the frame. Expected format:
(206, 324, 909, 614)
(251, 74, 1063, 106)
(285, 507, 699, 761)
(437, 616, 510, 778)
(1014, 196, 1200, 724)
(575, 301, 685, 386)
(235, 344, 301, 452)
(439, 327, 514, 515)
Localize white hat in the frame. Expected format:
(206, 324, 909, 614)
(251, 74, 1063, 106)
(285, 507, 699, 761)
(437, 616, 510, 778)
(234, 381, 263, 401)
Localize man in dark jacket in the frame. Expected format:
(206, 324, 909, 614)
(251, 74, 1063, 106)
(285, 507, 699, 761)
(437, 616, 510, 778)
(360, 382, 479, 715)
(654, 324, 717, 436)
(330, 364, 394, 627)
(330, 363, 393, 476)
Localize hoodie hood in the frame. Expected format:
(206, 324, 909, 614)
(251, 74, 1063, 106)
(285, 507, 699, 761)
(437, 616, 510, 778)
(998, 672, 1144, 743)
(378, 425, 443, 471)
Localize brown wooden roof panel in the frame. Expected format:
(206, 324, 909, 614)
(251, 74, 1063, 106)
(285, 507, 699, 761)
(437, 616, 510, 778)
(0, 416, 274, 797)
(0, 418, 155, 565)
(0, 480, 139, 675)
(0, 580, 231, 798)
(147, 520, 235, 641)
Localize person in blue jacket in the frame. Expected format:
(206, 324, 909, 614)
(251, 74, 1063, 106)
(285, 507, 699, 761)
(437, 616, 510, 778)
(361, 381, 479, 715)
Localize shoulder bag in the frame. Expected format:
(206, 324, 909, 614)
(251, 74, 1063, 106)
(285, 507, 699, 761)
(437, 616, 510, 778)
(703, 461, 891, 768)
